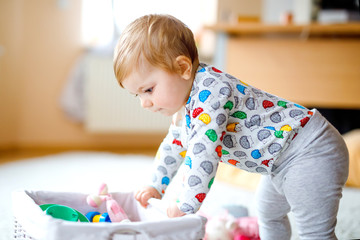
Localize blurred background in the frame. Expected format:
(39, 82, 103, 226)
(1, 0, 359, 162)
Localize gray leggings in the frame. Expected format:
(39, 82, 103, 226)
(255, 110, 349, 240)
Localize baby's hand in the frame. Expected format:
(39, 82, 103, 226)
(167, 200, 186, 218)
(135, 186, 161, 208)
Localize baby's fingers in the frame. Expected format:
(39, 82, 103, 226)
(135, 190, 151, 208)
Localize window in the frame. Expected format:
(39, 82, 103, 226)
(81, 0, 217, 47)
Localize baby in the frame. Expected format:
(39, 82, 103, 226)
(113, 14, 349, 239)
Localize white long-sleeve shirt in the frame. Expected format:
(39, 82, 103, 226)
(151, 63, 313, 214)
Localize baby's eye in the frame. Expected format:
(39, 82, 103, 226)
(145, 87, 153, 93)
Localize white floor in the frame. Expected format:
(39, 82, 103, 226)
(1, 152, 359, 240)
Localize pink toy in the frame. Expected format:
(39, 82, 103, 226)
(199, 209, 260, 240)
(232, 217, 260, 240)
(86, 183, 129, 222)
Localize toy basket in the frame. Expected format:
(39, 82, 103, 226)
(12, 190, 207, 240)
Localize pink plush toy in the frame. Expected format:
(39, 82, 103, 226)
(232, 217, 260, 240)
(87, 183, 129, 222)
(199, 209, 260, 240)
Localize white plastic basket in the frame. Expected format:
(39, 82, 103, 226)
(12, 190, 207, 240)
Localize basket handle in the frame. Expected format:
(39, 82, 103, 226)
(108, 228, 150, 240)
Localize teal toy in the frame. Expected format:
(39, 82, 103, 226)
(39, 204, 89, 222)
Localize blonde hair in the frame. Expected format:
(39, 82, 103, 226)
(113, 14, 198, 86)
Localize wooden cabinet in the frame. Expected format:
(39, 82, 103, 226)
(206, 23, 360, 108)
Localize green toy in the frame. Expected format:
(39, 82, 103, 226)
(40, 204, 89, 222)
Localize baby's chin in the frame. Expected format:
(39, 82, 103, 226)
(158, 109, 179, 117)
(159, 110, 174, 117)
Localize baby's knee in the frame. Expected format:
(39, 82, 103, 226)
(255, 195, 290, 222)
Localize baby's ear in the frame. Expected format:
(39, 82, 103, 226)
(175, 56, 192, 80)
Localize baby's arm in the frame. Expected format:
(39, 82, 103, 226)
(177, 103, 229, 215)
(136, 123, 187, 207)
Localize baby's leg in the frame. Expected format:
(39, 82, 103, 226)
(256, 175, 291, 240)
(256, 110, 348, 239)
(281, 132, 348, 240)
(282, 151, 348, 240)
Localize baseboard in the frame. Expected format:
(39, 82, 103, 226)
(0, 144, 158, 164)
(0, 133, 165, 163)
(0, 133, 165, 153)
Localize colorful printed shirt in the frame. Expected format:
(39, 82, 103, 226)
(151, 63, 313, 214)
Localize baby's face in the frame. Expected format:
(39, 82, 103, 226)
(122, 63, 193, 117)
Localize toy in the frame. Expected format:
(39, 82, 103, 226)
(86, 211, 111, 222)
(39, 204, 89, 222)
(199, 205, 260, 240)
(86, 183, 129, 223)
(232, 217, 259, 240)
(204, 213, 234, 240)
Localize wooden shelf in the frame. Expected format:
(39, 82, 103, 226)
(206, 22, 360, 109)
(205, 22, 360, 36)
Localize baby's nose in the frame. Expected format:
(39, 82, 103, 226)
(140, 98, 153, 109)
